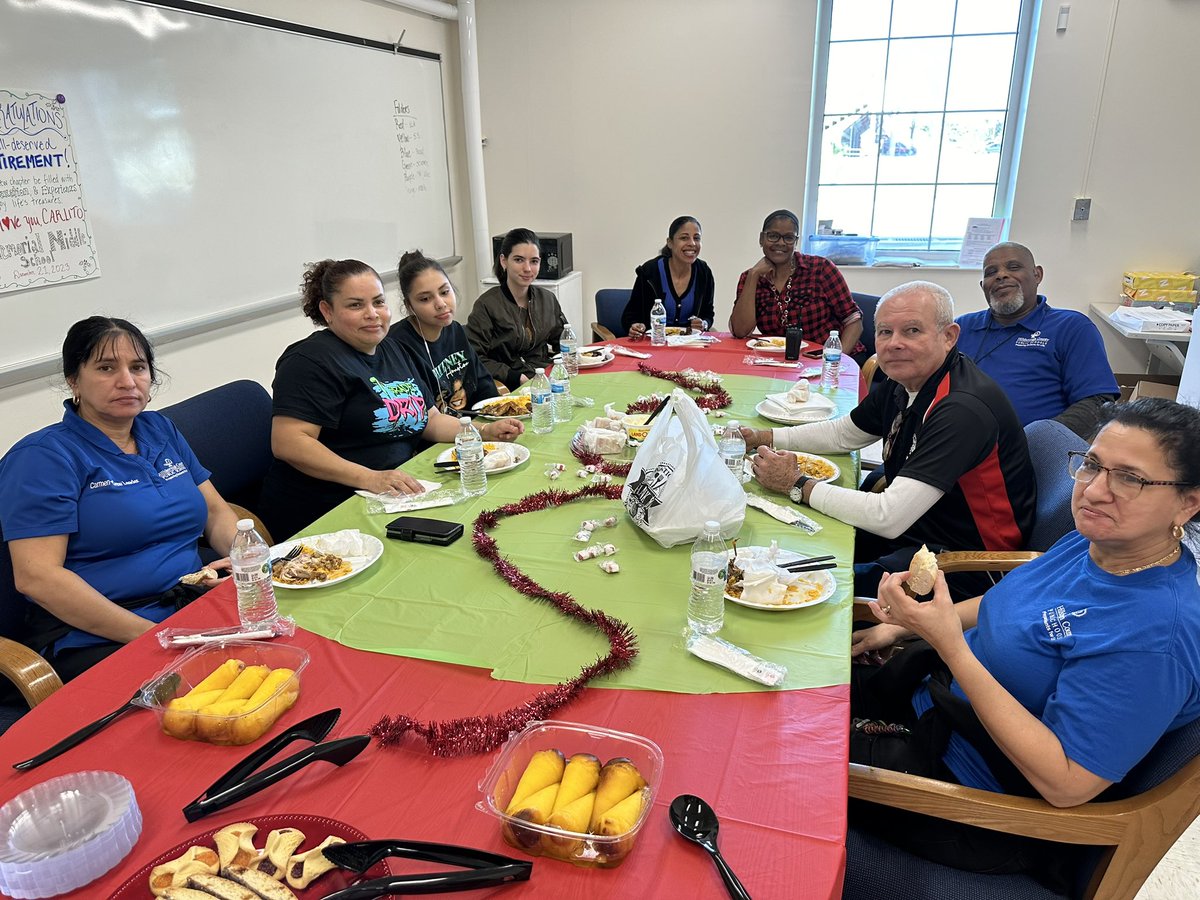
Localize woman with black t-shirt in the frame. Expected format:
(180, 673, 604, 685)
(260, 258, 523, 540)
(389, 250, 498, 413)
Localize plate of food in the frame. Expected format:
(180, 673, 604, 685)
(742, 452, 840, 484)
(746, 336, 787, 352)
(577, 347, 615, 368)
(472, 394, 532, 418)
(665, 325, 692, 336)
(435, 442, 531, 474)
(754, 396, 836, 425)
(109, 813, 393, 898)
(724, 546, 837, 610)
(270, 531, 384, 589)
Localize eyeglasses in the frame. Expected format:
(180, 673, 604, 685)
(1066, 450, 1194, 500)
(763, 231, 798, 245)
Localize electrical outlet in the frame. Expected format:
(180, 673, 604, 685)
(1073, 198, 1092, 221)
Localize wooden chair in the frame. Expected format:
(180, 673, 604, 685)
(591, 289, 631, 342)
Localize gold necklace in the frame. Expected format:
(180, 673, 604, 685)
(1113, 544, 1181, 576)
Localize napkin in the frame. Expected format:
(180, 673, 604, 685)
(740, 556, 803, 605)
(666, 334, 718, 347)
(609, 345, 651, 359)
(761, 390, 836, 420)
(745, 493, 822, 534)
(483, 446, 516, 471)
(356, 479, 453, 514)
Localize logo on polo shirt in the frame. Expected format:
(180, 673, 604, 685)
(1015, 330, 1049, 349)
(1041, 603, 1084, 642)
(158, 457, 189, 481)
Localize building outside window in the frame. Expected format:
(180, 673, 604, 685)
(803, 0, 1041, 264)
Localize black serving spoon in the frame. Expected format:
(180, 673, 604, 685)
(669, 794, 751, 899)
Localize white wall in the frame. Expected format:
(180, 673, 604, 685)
(0, 0, 471, 452)
(476, 0, 1198, 375)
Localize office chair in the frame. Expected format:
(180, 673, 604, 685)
(592, 289, 631, 342)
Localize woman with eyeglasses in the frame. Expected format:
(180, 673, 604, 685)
(730, 209, 864, 354)
(847, 397, 1200, 884)
(623, 216, 715, 340)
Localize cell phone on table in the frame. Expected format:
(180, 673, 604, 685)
(803, 347, 824, 359)
(386, 515, 464, 546)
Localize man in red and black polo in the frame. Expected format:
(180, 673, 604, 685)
(743, 280, 1036, 599)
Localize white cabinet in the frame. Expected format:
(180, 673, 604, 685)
(479, 271, 585, 337)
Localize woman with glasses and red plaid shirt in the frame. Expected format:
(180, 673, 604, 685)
(730, 209, 865, 354)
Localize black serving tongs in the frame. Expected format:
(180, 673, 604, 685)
(183, 708, 369, 822)
(321, 840, 533, 898)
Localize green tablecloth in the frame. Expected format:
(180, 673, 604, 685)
(280, 370, 860, 694)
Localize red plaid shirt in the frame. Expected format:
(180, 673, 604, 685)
(735, 252, 864, 353)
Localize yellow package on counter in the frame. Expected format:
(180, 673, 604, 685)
(1122, 271, 1196, 292)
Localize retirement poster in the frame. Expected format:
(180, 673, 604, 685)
(0, 89, 100, 294)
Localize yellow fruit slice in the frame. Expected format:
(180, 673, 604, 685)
(550, 753, 600, 815)
(505, 748, 565, 813)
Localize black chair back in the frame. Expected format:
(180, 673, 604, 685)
(851, 292, 880, 366)
(160, 379, 273, 512)
(0, 527, 25, 642)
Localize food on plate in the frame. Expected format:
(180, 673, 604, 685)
(588, 758, 647, 831)
(222, 865, 298, 900)
(214, 823, 260, 870)
(180, 567, 218, 585)
(664, 326, 691, 336)
(479, 395, 531, 417)
(160, 659, 300, 744)
(751, 336, 786, 348)
(450, 442, 499, 462)
(795, 453, 837, 480)
(724, 545, 827, 606)
(161, 889, 220, 900)
(551, 753, 602, 814)
(502, 782, 559, 849)
(506, 747, 566, 812)
(286, 836, 346, 890)
(906, 543, 939, 596)
(185, 873, 258, 899)
(544, 791, 595, 856)
(580, 348, 608, 360)
(250, 828, 305, 881)
(272, 547, 352, 586)
(150, 846, 220, 896)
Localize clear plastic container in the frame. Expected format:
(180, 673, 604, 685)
(476, 719, 663, 868)
(0, 771, 141, 898)
(807, 234, 879, 266)
(137, 640, 310, 745)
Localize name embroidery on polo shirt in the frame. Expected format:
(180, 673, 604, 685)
(1042, 603, 1086, 642)
(89, 478, 141, 489)
(158, 458, 189, 481)
(1014, 330, 1050, 349)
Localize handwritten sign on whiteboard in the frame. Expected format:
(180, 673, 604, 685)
(0, 89, 100, 294)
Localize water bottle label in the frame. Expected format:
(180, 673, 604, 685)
(534, 394, 550, 404)
(551, 384, 565, 394)
(691, 567, 726, 585)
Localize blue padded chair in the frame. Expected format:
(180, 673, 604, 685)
(592, 289, 631, 342)
(850, 291, 880, 367)
(160, 379, 274, 540)
(845, 716, 1200, 900)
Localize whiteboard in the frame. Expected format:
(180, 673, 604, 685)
(0, 0, 453, 379)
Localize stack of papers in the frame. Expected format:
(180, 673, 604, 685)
(1110, 306, 1192, 333)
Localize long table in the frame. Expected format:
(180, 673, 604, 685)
(0, 336, 859, 898)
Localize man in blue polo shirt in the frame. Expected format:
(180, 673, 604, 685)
(956, 242, 1119, 438)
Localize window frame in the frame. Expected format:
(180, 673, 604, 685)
(802, 0, 1042, 265)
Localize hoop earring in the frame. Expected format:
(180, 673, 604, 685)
(1173, 523, 1186, 541)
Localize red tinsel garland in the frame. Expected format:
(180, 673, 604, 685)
(624, 362, 732, 412)
(371, 483, 637, 756)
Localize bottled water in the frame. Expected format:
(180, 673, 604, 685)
(530, 367, 553, 434)
(455, 416, 488, 496)
(550, 355, 572, 423)
(559, 322, 580, 377)
(821, 329, 842, 392)
(231, 519, 279, 629)
(650, 298, 667, 346)
(718, 420, 747, 483)
(688, 520, 728, 635)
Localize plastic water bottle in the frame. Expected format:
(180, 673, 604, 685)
(550, 354, 572, 423)
(231, 519, 278, 629)
(688, 520, 728, 635)
(650, 298, 667, 346)
(530, 367, 553, 434)
(821, 329, 842, 392)
(455, 416, 487, 496)
(559, 322, 580, 377)
(719, 420, 747, 483)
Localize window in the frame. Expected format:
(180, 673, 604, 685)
(803, 0, 1040, 263)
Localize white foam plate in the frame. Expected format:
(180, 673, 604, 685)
(270, 533, 384, 589)
(724, 546, 837, 610)
(746, 337, 788, 353)
(471, 396, 532, 419)
(577, 348, 615, 368)
(435, 442, 530, 474)
(754, 398, 836, 425)
(743, 452, 840, 484)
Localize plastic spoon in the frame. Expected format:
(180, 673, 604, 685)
(669, 794, 751, 899)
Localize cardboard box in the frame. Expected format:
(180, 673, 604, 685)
(1114, 372, 1181, 403)
(1122, 287, 1196, 305)
(1122, 271, 1196, 293)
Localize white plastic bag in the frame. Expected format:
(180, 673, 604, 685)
(621, 388, 745, 547)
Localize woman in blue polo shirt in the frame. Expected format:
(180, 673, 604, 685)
(622, 215, 715, 338)
(0, 317, 241, 681)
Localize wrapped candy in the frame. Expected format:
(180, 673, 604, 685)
(551, 462, 567, 471)
(548, 470, 561, 481)
(602, 516, 618, 528)
(573, 545, 603, 561)
(597, 560, 620, 574)
(601, 544, 617, 556)
(573, 530, 593, 542)
(712, 410, 726, 418)
(580, 519, 601, 531)
(584, 464, 598, 474)
(576, 468, 590, 479)
(544, 462, 566, 476)
(591, 473, 613, 485)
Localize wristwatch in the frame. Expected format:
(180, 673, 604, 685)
(789, 474, 811, 505)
